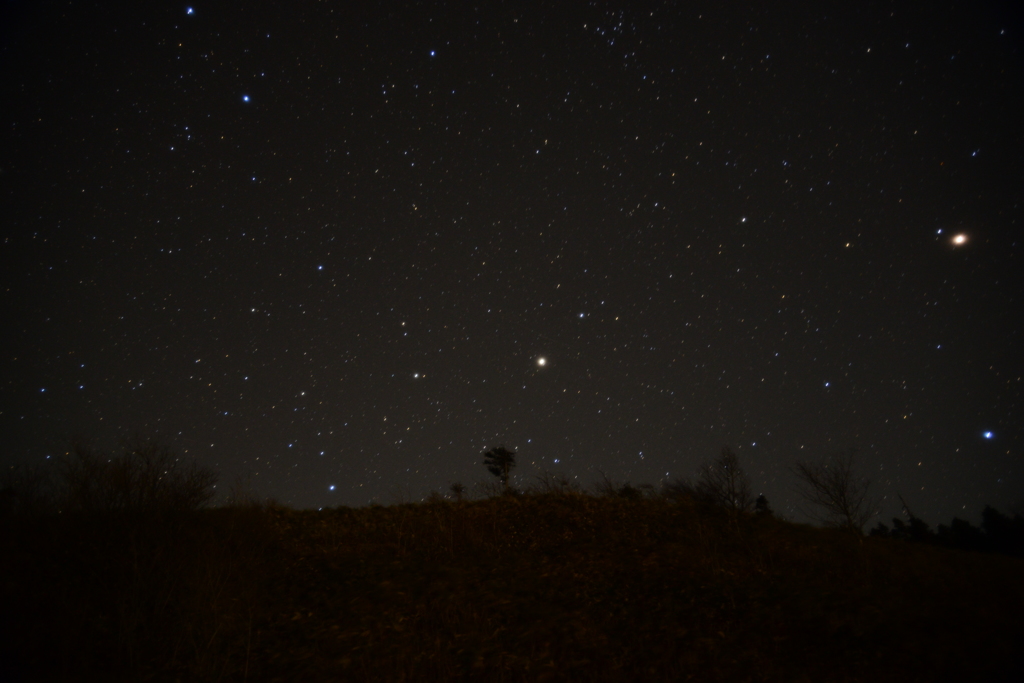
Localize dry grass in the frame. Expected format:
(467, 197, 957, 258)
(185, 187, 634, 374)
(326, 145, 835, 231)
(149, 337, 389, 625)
(5, 493, 1023, 681)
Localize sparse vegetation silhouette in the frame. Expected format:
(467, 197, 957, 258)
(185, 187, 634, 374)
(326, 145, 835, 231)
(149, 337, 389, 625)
(448, 481, 466, 502)
(3, 440, 274, 681)
(695, 446, 754, 512)
(60, 439, 218, 515)
(872, 500, 1024, 559)
(481, 445, 517, 493)
(794, 448, 877, 533)
(5, 441, 1023, 681)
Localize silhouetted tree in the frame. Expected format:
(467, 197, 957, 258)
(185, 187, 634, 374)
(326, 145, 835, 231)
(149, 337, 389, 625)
(793, 448, 876, 533)
(482, 446, 517, 493)
(593, 470, 618, 497)
(695, 447, 753, 512)
(936, 517, 987, 553)
(894, 494, 935, 542)
(981, 505, 1024, 557)
(873, 503, 1024, 558)
(449, 481, 466, 502)
(60, 438, 217, 515)
(755, 494, 773, 517)
(889, 515, 934, 542)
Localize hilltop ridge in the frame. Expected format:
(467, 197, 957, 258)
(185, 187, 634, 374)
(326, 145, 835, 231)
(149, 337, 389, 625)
(6, 492, 1023, 681)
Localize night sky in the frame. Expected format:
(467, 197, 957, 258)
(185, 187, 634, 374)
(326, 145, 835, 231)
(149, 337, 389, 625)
(3, 1, 1022, 523)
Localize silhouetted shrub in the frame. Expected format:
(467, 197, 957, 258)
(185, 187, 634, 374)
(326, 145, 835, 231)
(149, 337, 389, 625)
(661, 477, 697, 502)
(889, 515, 934, 542)
(532, 471, 581, 496)
(616, 482, 643, 500)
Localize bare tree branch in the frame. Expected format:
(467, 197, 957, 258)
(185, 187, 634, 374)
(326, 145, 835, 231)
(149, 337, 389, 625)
(695, 447, 754, 512)
(793, 448, 877, 533)
(4, 438, 220, 517)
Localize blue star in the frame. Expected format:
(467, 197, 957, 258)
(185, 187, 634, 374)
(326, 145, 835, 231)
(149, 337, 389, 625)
(983, 431, 994, 439)
(242, 95, 250, 102)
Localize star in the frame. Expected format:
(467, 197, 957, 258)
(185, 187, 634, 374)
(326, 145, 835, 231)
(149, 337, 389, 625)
(536, 357, 547, 367)
(952, 233, 967, 245)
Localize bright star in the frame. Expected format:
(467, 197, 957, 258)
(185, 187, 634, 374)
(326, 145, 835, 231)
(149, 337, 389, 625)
(983, 431, 994, 439)
(329, 485, 336, 491)
(242, 95, 250, 102)
(952, 233, 967, 245)
(537, 357, 547, 367)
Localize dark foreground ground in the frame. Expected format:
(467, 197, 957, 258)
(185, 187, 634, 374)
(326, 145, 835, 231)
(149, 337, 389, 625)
(4, 494, 1023, 681)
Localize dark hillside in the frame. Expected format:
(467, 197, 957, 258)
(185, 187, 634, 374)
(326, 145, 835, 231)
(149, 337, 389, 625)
(6, 495, 1023, 681)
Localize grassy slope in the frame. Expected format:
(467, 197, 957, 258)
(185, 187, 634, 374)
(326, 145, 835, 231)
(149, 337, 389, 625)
(6, 495, 1024, 681)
